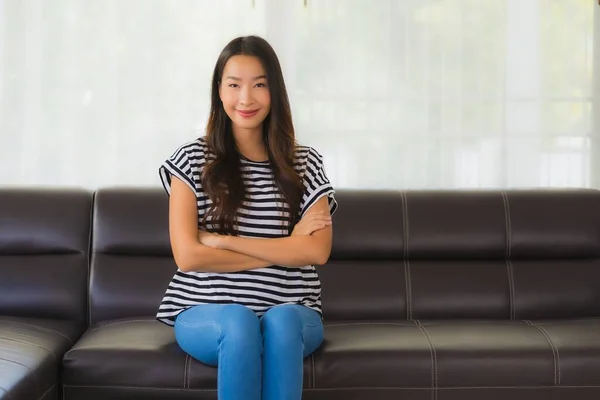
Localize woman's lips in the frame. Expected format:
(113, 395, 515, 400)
(237, 109, 259, 118)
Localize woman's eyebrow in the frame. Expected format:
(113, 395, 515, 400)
(225, 75, 267, 81)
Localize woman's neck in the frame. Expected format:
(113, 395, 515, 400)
(232, 126, 268, 162)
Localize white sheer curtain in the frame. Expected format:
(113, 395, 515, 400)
(1, 0, 598, 190)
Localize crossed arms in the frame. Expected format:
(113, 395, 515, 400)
(167, 177, 333, 273)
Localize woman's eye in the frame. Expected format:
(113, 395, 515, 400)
(255, 83, 267, 88)
(229, 84, 239, 88)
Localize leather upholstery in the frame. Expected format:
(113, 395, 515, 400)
(0, 188, 92, 322)
(5, 186, 600, 399)
(63, 187, 600, 400)
(0, 188, 91, 400)
(0, 316, 81, 400)
(88, 188, 176, 325)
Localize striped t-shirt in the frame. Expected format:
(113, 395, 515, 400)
(156, 136, 338, 326)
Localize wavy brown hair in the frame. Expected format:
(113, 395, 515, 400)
(201, 36, 304, 235)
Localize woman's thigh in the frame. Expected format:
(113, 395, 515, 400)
(260, 304, 324, 356)
(174, 303, 261, 366)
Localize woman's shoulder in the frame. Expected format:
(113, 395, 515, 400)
(294, 143, 323, 162)
(159, 136, 212, 194)
(174, 136, 210, 158)
(167, 136, 217, 169)
(294, 144, 326, 171)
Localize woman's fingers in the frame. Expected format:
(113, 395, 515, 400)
(308, 221, 331, 233)
(292, 213, 332, 236)
(307, 215, 331, 223)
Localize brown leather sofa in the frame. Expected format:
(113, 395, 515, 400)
(2, 187, 600, 400)
(0, 189, 91, 400)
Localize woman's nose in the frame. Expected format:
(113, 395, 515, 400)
(238, 86, 253, 106)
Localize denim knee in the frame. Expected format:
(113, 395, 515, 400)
(261, 304, 303, 346)
(217, 304, 261, 349)
(175, 304, 262, 359)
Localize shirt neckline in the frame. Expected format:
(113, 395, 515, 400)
(239, 153, 270, 165)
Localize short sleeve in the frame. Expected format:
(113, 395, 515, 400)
(299, 148, 338, 218)
(158, 144, 197, 195)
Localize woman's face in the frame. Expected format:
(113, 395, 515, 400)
(219, 55, 271, 133)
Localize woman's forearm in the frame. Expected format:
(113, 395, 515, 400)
(178, 241, 272, 273)
(218, 235, 330, 267)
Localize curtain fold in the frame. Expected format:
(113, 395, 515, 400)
(0, 0, 597, 190)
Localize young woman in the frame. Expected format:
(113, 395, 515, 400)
(156, 35, 338, 400)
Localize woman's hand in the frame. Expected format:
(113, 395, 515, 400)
(291, 211, 332, 236)
(198, 230, 224, 249)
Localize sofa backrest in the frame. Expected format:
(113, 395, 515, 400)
(323, 189, 600, 321)
(0, 188, 91, 324)
(89, 188, 176, 324)
(89, 187, 600, 324)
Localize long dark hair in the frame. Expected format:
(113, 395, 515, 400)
(201, 35, 304, 235)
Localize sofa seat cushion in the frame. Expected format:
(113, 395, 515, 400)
(312, 319, 600, 391)
(0, 316, 82, 400)
(61, 317, 311, 395)
(61, 318, 600, 399)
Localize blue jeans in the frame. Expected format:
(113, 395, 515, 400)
(174, 303, 324, 400)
